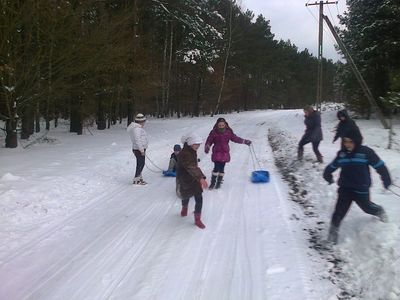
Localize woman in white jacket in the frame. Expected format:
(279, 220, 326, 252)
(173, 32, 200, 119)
(127, 113, 148, 185)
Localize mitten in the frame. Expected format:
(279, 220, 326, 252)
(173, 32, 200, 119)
(205, 144, 210, 154)
(244, 140, 252, 146)
(323, 173, 334, 184)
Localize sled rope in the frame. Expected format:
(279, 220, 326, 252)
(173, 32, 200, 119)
(388, 183, 400, 198)
(249, 144, 262, 170)
(388, 188, 400, 198)
(145, 153, 163, 173)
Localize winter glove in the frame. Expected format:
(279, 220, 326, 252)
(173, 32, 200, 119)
(205, 144, 210, 154)
(244, 140, 252, 146)
(323, 173, 334, 185)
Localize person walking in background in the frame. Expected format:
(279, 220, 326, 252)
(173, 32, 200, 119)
(323, 128, 391, 244)
(298, 105, 323, 163)
(332, 109, 361, 145)
(167, 144, 182, 173)
(205, 117, 251, 189)
(127, 113, 148, 185)
(176, 133, 208, 229)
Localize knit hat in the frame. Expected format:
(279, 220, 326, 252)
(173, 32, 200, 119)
(173, 144, 182, 151)
(343, 128, 363, 146)
(135, 113, 146, 122)
(181, 133, 203, 146)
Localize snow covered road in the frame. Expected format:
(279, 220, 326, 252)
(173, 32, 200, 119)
(2, 109, 399, 299)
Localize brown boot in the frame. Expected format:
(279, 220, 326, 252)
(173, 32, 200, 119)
(180, 205, 188, 217)
(317, 155, 323, 163)
(194, 213, 205, 229)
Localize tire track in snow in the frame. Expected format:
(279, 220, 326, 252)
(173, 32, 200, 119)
(0, 180, 175, 300)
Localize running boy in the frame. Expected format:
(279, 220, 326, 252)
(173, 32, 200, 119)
(323, 128, 392, 244)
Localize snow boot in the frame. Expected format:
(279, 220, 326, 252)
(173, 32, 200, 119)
(180, 205, 188, 217)
(317, 155, 324, 163)
(209, 172, 218, 190)
(194, 213, 205, 229)
(327, 225, 339, 245)
(133, 177, 146, 185)
(297, 148, 304, 160)
(215, 173, 224, 189)
(139, 175, 147, 185)
(378, 210, 388, 223)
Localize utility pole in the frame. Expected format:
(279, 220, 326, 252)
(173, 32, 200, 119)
(305, 1, 337, 111)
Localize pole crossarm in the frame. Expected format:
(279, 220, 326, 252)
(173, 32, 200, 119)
(306, 1, 338, 7)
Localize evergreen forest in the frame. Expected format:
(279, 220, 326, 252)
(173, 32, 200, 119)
(0, 0, 399, 148)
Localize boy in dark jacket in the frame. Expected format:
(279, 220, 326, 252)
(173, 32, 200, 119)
(176, 134, 208, 229)
(298, 105, 323, 163)
(323, 128, 392, 244)
(332, 109, 360, 144)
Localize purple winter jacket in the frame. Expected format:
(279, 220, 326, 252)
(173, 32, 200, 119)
(205, 128, 246, 163)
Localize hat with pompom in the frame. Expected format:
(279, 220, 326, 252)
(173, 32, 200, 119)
(135, 113, 146, 122)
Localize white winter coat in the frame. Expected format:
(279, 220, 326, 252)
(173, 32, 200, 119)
(127, 122, 148, 152)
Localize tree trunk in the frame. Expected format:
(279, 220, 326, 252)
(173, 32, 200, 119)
(70, 98, 82, 134)
(193, 74, 203, 117)
(213, 1, 232, 117)
(21, 105, 34, 139)
(5, 119, 18, 148)
(97, 96, 106, 130)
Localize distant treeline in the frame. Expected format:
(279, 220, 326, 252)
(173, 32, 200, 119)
(1, 0, 398, 148)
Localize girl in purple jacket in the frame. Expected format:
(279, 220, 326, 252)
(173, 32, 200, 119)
(205, 118, 251, 189)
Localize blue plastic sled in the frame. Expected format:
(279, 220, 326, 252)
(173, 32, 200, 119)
(251, 170, 270, 183)
(163, 170, 176, 177)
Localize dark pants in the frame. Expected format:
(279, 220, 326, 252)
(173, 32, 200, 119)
(212, 162, 226, 173)
(182, 193, 203, 214)
(331, 187, 384, 228)
(133, 149, 145, 178)
(298, 137, 321, 158)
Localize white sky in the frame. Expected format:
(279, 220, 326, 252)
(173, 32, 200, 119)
(242, 0, 348, 61)
(0, 107, 399, 299)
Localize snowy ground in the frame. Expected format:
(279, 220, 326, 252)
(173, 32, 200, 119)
(0, 107, 399, 300)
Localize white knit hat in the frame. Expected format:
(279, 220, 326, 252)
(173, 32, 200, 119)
(181, 133, 203, 146)
(135, 113, 146, 122)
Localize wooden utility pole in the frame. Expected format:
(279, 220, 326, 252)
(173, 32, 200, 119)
(305, 1, 337, 111)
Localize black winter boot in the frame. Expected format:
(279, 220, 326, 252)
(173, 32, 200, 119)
(297, 148, 304, 160)
(209, 172, 218, 189)
(215, 173, 224, 189)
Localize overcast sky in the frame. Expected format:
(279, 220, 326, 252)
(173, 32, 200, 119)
(241, 0, 348, 61)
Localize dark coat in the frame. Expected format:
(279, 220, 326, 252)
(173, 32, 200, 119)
(302, 110, 323, 142)
(323, 144, 391, 192)
(176, 144, 205, 199)
(205, 127, 246, 162)
(333, 110, 360, 142)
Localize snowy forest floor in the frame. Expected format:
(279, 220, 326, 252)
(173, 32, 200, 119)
(1, 106, 400, 300)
